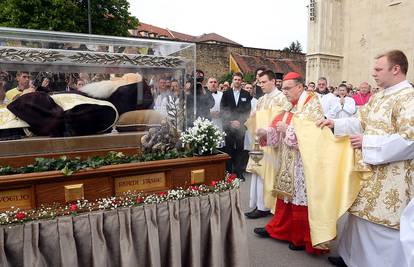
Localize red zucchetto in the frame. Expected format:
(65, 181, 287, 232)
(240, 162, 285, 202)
(283, 72, 301, 81)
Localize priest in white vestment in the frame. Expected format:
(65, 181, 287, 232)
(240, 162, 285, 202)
(317, 50, 414, 267)
(245, 70, 290, 219)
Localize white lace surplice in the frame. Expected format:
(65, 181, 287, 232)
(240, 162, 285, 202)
(263, 125, 307, 206)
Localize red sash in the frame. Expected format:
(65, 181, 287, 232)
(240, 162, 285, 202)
(270, 94, 313, 127)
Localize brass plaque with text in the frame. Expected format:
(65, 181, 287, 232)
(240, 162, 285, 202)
(64, 184, 84, 203)
(115, 172, 166, 195)
(0, 187, 33, 211)
(191, 169, 205, 184)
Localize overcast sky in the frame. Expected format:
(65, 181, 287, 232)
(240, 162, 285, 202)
(128, 0, 309, 52)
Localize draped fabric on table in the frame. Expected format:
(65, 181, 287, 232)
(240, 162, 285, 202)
(0, 189, 248, 267)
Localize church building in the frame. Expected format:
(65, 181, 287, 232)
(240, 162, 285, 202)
(306, 0, 413, 86)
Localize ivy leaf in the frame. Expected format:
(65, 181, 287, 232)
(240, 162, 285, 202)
(61, 164, 74, 176)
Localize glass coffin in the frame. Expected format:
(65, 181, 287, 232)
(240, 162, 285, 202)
(0, 27, 196, 158)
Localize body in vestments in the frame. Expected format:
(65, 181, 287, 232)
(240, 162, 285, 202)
(325, 52, 414, 267)
(245, 85, 290, 215)
(0, 73, 151, 138)
(255, 72, 327, 255)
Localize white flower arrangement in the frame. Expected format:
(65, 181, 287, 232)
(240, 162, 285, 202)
(180, 117, 226, 155)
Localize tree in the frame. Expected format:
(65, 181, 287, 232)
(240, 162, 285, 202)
(283, 41, 303, 53)
(0, 0, 138, 37)
(219, 72, 234, 84)
(219, 72, 255, 84)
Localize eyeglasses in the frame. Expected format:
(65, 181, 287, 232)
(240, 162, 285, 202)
(282, 84, 299, 91)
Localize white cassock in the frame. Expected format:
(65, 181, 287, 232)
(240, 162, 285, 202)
(248, 96, 268, 211)
(332, 96, 356, 119)
(318, 92, 337, 119)
(244, 97, 258, 150)
(334, 80, 414, 267)
(401, 198, 414, 267)
(210, 91, 223, 130)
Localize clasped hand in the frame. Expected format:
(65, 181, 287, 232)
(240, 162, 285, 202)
(275, 121, 288, 133)
(230, 120, 241, 129)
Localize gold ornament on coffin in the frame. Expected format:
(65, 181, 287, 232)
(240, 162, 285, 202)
(249, 137, 264, 166)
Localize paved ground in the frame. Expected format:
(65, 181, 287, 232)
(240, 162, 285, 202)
(239, 173, 336, 267)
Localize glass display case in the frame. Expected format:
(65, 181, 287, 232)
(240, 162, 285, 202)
(0, 27, 196, 158)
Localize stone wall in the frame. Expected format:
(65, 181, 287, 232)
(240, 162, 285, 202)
(197, 43, 305, 81)
(196, 43, 229, 81)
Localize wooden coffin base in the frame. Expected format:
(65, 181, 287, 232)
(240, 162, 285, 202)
(0, 153, 229, 211)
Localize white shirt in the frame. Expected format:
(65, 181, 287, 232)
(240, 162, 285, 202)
(154, 91, 171, 117)
(332, 96, 356, 118)
(232, 88, 241, 105)
(210, 90, 223, 130)
(318, 92, 337, 118)
(210, 90, 223, 112)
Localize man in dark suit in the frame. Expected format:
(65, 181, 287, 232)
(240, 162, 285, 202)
(220, 72, 252, 181)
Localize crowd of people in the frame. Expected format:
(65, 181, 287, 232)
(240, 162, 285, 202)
(239, 50, 414, 267)
(146, 49, 412, 267)
(1, 49, 413, 266)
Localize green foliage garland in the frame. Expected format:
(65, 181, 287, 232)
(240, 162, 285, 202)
(0, 150, 192, 176)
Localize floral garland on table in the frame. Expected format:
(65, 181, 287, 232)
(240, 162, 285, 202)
(0, 150, 191, 176)
(180, 117, 226, 156)
(0, 173, 239, 226)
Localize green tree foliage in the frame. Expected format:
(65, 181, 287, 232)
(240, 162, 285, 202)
(243, 72, 255, 84)
(219, 72, 234, 84)
(283, 40, 303, 53)
(0, 0, 138, 36)
(219, 72, 255, 84)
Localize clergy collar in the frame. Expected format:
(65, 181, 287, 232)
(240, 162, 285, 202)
(287, 90, 307, 108)
(267, 87, 281, 97)
(383, 80, 412, 96)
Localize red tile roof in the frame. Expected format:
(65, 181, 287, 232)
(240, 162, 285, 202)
(193, 33, 241, 46)
(169, 30, 195, 42)
(231, 52, 306, 77)
(134, 23, 240, 45)
(136, 22, 174, 38)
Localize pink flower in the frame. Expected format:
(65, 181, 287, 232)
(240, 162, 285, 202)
(16, 212, 25, 220)
(136, 196, 144, 203)
(211, 181, 218, 186)
(69, 204, 78, 212)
